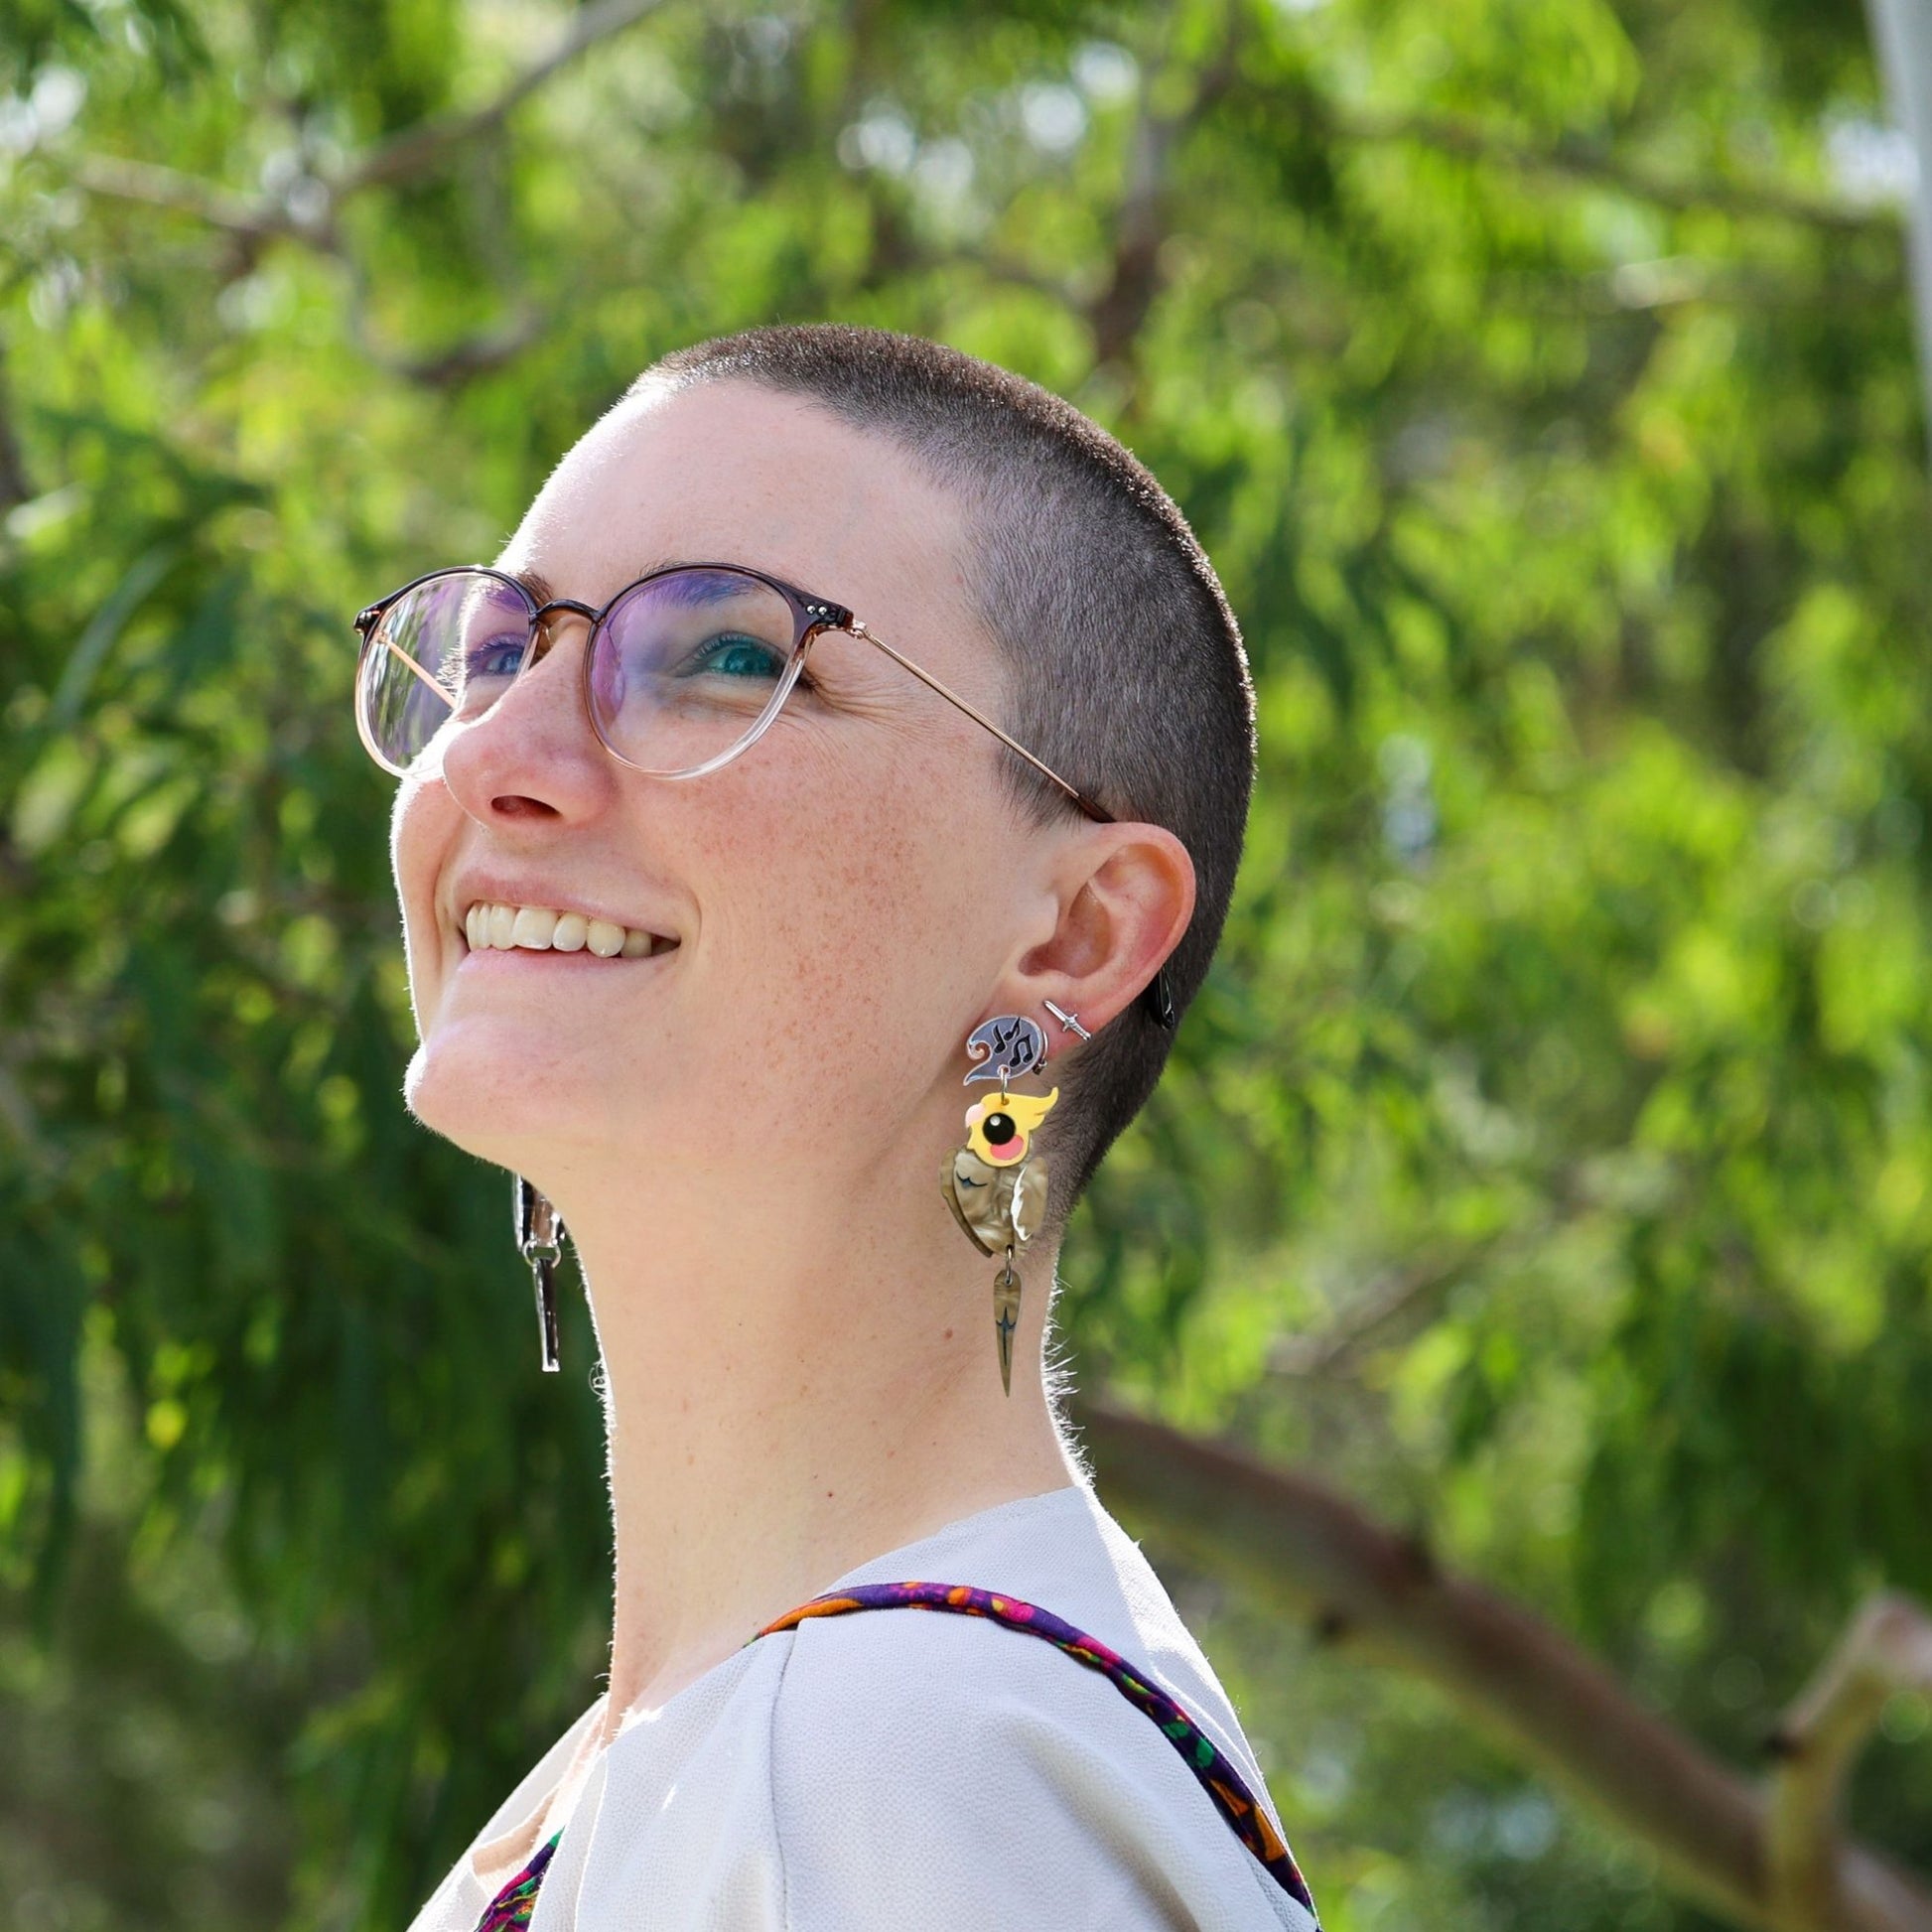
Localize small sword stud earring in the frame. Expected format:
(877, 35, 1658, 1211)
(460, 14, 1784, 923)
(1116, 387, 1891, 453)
(1043, 998, 1090, 1041)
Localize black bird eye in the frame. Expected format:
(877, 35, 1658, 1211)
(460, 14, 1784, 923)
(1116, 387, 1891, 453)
(983, 1113, 1017, 1146)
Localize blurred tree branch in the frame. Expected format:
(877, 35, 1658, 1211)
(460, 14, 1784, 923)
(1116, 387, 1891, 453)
(70, 0, 1889, 411)
(1078, 1397, 1932, 1932)
(68, 153, 313, 245)
(1319, 103, 1892, 232)
(1090, 20, 1245, 375)
(1768, 1593, 1932, 1925)
(1267, 1243, 1486, 1379)
(332, 0, 675, 197)
(67, 0, 676, 383)
(0, 341, 35, 513)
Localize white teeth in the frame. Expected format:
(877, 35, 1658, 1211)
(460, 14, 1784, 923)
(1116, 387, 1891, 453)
(462, 900, 672, 959)
(511, 906, 558, 950)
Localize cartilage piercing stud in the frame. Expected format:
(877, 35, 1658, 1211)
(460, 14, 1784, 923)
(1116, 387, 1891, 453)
(1043, 999, 1091, 1041)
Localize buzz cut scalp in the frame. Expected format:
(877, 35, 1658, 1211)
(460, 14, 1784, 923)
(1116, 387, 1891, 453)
(634, 325, 1256, 1228)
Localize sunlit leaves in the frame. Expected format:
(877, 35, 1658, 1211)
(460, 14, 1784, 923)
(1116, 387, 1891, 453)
(6, 0, 1932, 1923)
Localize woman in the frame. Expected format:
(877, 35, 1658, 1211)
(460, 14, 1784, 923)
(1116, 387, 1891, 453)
(362, 325, 1316, 1930)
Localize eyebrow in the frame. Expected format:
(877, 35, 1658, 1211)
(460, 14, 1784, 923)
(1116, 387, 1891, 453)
(506, 559, 712, 609)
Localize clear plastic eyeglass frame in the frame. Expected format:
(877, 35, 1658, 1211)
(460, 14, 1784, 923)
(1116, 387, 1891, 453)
(352, 559, 1176, 1027)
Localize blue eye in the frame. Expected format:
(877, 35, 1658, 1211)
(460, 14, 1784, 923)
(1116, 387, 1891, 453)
(687, 633, 786, 680)
(462, 635, 528, 681)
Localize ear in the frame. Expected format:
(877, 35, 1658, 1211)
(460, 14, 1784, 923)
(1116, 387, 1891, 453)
(1009, 822, 1196, 1036)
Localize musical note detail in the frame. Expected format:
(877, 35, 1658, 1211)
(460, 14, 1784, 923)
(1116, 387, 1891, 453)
(962, 1015, 1047, 1085)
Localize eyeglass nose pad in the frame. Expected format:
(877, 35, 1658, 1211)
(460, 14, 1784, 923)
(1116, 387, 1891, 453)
(524, 604, 593, 673)
(524, 613, 564, 667)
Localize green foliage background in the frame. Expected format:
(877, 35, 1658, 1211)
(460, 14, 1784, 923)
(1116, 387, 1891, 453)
(4, 0, 1931, 1926)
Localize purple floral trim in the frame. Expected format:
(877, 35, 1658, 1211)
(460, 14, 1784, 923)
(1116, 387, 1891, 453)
(470, 1829, 562, 1932)
(757, 1580, 1318, 1919)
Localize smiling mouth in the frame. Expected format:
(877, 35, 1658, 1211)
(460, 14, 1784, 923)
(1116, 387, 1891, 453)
(463, 900, 680, 960)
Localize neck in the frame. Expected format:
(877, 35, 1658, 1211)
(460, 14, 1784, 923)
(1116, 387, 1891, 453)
(545, 1173, 1078, 1746)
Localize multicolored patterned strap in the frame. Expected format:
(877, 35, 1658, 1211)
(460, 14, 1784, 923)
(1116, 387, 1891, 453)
(756, 1580, 1318, 1919)
(470, 1828, 561, 1932)
(468, 1580, 1318, 1930)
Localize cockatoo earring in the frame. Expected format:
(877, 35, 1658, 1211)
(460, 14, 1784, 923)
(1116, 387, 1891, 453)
(515, 1175, 566, 1373)
(939, 1016, 1060, 1395)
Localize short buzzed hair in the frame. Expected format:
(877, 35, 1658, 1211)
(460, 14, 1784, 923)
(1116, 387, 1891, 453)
(636, 326, 1255, 1231)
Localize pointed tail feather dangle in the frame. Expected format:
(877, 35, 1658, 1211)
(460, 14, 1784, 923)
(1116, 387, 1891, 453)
(515, 1174, 567, 1373)
(992, 1256, 1024, 1394)
(940, 1015, 1059, 1395)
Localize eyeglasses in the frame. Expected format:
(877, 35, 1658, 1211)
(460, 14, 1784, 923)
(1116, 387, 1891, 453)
(351, 559, 1175, 1027)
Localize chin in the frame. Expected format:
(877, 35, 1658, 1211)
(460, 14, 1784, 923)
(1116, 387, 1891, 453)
(400, 1030, 603, 1170)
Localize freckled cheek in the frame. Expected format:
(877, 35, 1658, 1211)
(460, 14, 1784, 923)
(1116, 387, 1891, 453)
(700, 764, 937, 936)
(698, 787, 940, 1059)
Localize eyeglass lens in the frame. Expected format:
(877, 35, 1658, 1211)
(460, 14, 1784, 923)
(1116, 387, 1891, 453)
(357, 567, 804, 776)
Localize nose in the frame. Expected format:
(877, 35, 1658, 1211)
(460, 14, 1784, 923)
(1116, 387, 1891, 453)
(436, 610, 615, 827)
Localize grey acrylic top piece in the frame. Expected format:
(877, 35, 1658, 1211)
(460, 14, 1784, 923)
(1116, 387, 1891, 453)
(963, 1015, 1048, 1085)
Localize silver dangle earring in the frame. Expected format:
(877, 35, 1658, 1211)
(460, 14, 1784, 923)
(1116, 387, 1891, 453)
(939, 1016, 1060, 1396)
(514, 1175, 566, 1373)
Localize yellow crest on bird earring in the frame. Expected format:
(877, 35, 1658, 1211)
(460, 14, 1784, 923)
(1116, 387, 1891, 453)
(940, 1015, 1060, 1395)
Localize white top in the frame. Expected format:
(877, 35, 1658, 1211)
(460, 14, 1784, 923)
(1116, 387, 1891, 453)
(406, 1482, 1316, 1931)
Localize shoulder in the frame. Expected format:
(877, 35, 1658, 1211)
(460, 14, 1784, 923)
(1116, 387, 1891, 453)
(575, 1489, 1319, 1931)
(759, 1578, 1315, 1931)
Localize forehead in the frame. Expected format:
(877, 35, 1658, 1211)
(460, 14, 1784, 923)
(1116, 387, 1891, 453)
(499, 378, 978, 646)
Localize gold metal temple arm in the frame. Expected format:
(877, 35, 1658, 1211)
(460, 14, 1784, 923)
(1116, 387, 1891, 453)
(845, 619, 1114, 825)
